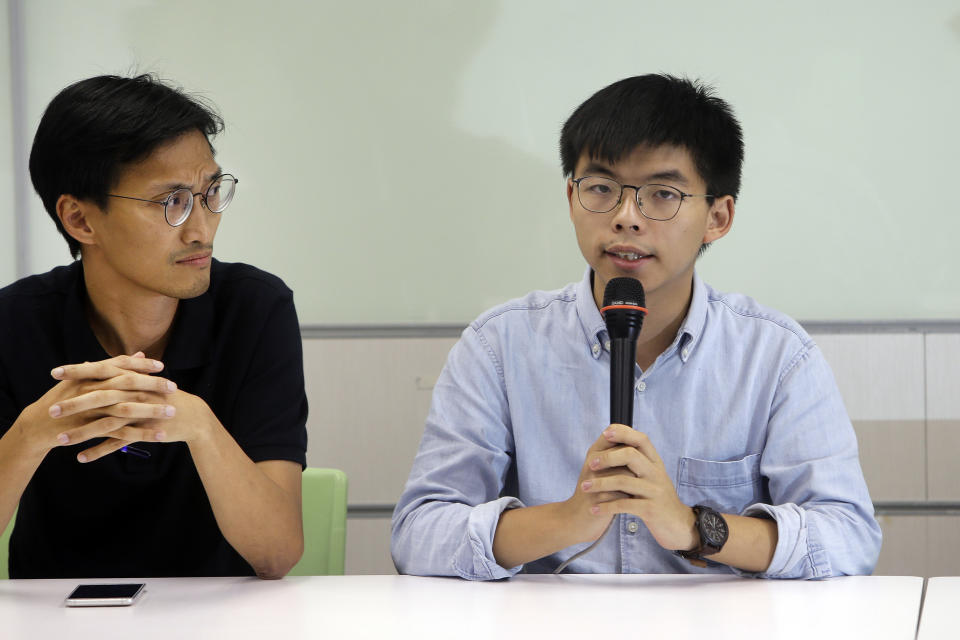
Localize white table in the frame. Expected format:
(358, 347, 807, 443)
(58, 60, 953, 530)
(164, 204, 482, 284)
(0, 574, 922, 640)
(917, 577, 960, 639)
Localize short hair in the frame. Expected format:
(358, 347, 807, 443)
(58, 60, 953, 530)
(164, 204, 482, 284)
(29, 74, 224, 258)
(560, 74, 744, 202)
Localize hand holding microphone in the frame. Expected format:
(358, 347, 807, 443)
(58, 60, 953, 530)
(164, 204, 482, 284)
(554, 278, 647, 571)
(577, 277, 700, 556)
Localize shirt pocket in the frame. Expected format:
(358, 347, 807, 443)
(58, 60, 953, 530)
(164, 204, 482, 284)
(677, 453, 763, 515)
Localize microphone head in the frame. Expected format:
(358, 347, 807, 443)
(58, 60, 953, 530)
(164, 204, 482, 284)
(601, 277, 647, 340)
(603, 277, 645, 309)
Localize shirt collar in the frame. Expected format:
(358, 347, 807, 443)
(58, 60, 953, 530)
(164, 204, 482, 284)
(673, 270, 708, 363)
(61, 260, 216, 371)
(574, 267, 708, 363)
(575, 268, 607, 359)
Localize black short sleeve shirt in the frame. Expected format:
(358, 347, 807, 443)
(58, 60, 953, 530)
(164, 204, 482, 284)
(0, 259, 308, 578)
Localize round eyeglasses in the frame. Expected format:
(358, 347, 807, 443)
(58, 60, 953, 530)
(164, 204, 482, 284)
(572, 176, 712, 221)
(107, 174, 238, 227)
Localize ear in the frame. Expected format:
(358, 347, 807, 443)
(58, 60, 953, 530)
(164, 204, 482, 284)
(566, 178, 575, 223)
(56, 194, 98, 249)
(702, 195, 735, 244)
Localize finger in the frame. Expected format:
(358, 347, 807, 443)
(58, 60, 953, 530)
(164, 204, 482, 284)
(578, 484, 631, 504)
(111, 424, 167, 443)
(76, 438, 131, 464)
(55, 416, 128, 447)
(105, 370, 176, 394)
(51, 355, 164, 381)
(587, 429, 622, 454)
(590, 497, 646, 518)
(589, 445, 652, 476)
(582, 475, 655, 498)
(603, 425, 663, 466)
(50, 390, 175, 419)
(62, 419, 167, 451)
(110, 353, 164, 372)
(58, 415, 169, 446)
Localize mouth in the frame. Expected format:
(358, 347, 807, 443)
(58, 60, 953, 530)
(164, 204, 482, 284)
(604, 246, 652, 265)
(609, 251, 645, 261)
(175, 251, 212, 266)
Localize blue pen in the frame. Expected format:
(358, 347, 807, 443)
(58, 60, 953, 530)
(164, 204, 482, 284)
(121, 445, 151, 459)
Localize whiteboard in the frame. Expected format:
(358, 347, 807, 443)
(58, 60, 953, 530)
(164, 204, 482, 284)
(8, 0, 960, 323)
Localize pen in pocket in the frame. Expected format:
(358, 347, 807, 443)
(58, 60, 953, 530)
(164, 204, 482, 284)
(121, 445, 151, 459)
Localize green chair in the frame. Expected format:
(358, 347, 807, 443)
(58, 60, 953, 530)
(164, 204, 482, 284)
(288, 467, 348, 576)
(1, 509, 15, 580)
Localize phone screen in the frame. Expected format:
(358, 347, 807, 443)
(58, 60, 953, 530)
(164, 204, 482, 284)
(66, 583, 145, 606)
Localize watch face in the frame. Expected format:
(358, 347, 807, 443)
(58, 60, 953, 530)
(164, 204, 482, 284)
(701, 510, 728, 545)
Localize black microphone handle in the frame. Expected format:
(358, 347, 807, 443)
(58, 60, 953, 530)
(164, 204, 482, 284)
(609, 336, 638, 426)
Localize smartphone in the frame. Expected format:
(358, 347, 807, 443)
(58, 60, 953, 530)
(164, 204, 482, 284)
(65, 583, 146, 607)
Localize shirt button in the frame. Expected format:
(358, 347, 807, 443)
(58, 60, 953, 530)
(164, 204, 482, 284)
(627, 521, 639, 533)
(592, 344, 601, 356)
(604, 340, 611, 351)
(681, 348, 690, 360)
(636, 381, 646, 392)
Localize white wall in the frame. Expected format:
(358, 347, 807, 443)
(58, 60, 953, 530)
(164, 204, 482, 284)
(0, 0, 17, 286)
(5, 1, 960, 323)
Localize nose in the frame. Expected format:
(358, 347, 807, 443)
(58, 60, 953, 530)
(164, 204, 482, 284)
(611, 186, 647, 233)
(179, 193, 217, 244)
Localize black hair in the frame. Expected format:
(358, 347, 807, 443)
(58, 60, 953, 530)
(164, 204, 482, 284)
(560, 74, 743, 201)
(28, 74, 224, 258)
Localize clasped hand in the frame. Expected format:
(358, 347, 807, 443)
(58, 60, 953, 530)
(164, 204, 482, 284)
(19, 352, 210, 463)
(565, 423, 697, 552)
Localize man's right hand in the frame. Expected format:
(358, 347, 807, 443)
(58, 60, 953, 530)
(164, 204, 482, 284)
(558, 426, 637, 544)
(10, 353, 177, 461)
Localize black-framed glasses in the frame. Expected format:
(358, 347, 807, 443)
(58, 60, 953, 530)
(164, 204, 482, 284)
(572, 176, 713, 221)
(107, 174, 238, 227)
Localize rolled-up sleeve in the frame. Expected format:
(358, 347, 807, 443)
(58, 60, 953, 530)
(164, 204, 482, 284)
(391, 326, 524, 580)
(740, 345, 881, 579)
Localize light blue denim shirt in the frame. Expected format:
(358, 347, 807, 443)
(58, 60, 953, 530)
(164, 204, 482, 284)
(391, 269, 881, 580)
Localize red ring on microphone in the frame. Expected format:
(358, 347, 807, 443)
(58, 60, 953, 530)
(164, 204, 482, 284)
(600, 304, 648, 314)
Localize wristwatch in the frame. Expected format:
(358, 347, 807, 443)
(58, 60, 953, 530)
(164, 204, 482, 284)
(675, 505, 729, 566)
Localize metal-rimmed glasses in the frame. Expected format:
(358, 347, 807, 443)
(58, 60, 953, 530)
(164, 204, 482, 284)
(107, 173, 238, 227)
(572, 176, 713, 221)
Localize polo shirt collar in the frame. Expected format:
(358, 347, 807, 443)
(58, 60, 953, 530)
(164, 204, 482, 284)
(575, 267, 707, 363)
(63, 261, 109, 364)
(61, 260, 215, 371)
(163, 285, 215, 370)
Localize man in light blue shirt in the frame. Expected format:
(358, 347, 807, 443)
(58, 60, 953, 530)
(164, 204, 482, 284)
(391, 74, 881, 579)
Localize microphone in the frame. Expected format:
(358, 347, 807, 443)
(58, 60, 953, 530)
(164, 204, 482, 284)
(601, 277, 647, 426)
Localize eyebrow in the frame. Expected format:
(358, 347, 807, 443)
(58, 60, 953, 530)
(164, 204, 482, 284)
(646, 170, 689, 186)
(579, 163, 690, 187)
(151, 167, 223, 194)
(580, 162, 617, 177)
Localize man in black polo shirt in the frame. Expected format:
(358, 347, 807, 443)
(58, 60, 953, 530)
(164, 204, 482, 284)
(0, 75, 307, 579)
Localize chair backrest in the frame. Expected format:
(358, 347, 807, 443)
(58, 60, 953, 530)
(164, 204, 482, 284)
(288, 467, 348, 576)
(1, 509, 15, 580)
